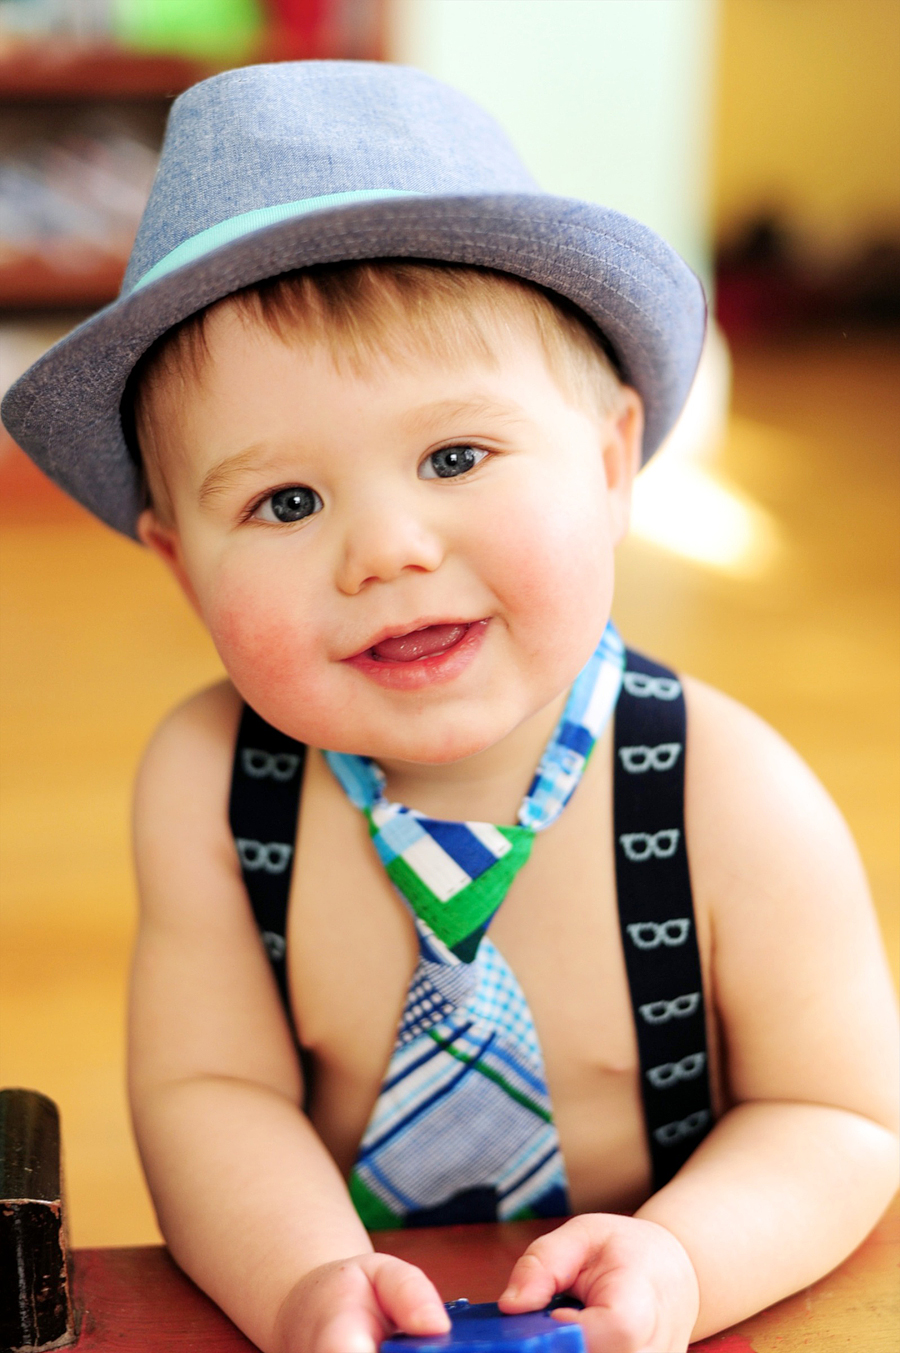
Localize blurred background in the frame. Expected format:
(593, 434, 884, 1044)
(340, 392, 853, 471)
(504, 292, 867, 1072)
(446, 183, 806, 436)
(1, 0, 897, 1247)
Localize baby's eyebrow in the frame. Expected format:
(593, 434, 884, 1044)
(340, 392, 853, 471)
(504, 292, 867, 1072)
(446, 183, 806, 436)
(401, 396, 529, 435)
(197, 444, 270, 506)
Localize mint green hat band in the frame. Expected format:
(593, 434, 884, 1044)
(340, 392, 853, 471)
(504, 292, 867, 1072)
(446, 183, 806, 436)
(132, 189, 420, 293)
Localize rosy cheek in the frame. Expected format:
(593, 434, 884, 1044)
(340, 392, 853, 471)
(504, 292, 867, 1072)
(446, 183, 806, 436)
(201, 567, 326, 726)
(476, 485, 612, 636)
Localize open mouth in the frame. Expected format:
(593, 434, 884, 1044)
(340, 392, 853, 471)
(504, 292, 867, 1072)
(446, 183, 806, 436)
(344, 619, 490, 689)
(367, 621, 471, 663)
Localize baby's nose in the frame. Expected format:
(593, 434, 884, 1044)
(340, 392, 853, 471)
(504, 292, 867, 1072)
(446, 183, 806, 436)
(335, 497, 444, 594)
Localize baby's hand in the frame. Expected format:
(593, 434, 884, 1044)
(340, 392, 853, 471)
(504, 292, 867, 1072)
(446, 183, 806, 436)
(275, 1252, 450, 1353)
(499, 1214, 699, 1353)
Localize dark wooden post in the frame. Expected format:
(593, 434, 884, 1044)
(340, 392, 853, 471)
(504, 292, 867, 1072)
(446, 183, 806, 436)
(1, 1089, 74, 1351)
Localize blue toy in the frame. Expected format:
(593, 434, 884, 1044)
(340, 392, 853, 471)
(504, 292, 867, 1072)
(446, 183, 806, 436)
(381, 1298, 586, 1351)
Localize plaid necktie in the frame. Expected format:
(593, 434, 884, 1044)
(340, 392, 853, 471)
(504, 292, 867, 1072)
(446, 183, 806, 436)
(325, 622, 625, 1227)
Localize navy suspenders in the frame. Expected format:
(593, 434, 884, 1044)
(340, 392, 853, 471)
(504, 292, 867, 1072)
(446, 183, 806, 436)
(227, 705, 313, 1091)
(228, 648, 713, 1193)
(613, 652, 713, 1186)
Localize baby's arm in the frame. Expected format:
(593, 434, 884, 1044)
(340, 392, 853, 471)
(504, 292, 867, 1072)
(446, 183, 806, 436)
(501, 680, 899, 1350)
(129, 684, 449, 1353)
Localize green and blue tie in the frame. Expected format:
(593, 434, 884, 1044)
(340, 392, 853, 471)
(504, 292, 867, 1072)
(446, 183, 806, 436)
(325, 622, 625, 1227)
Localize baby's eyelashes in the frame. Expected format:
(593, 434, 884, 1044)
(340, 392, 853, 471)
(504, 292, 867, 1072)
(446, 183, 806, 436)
(251, 485, 323, 524)
(419, 444, 489, 480)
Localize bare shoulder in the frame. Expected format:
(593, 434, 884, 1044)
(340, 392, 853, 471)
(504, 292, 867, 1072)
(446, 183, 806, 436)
(681, 676, 898, 1130)
(131, 680, 300, 1094)
(680, 674, 857, 876)
(137, 678, 243, 803)
(133, 680, 244, 923)
(681, 672, 872, 939)
(135, 681, 242, 826)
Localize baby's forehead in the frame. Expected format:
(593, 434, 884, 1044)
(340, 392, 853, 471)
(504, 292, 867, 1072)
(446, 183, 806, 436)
(183, 311, 562, 430)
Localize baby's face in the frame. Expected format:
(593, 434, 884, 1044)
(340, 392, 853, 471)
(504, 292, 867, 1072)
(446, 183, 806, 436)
(139, 304, 641, 764)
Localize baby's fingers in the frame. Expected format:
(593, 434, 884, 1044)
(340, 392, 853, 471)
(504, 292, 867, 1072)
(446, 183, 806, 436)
(315, 1308, 384, 1353)
(281, 1254, 449, 1353)
(368, 1254, 451, 1337)
(498, 1216, 600, 1312)
(552, 1270, 659, 1353)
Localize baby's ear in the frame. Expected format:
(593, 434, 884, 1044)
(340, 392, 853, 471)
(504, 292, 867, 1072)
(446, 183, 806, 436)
(137, 509, 202, 614)
(602, 387, 644, 545)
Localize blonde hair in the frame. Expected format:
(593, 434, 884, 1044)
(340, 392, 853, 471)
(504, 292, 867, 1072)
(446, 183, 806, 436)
(127, 260, 625, 524)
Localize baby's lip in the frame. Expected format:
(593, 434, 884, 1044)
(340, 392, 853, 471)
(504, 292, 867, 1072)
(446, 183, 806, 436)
(344, 617, 483, 662)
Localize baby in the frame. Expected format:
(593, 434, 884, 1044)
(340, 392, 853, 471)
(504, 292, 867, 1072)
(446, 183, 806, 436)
(3, 62, 897, 1353)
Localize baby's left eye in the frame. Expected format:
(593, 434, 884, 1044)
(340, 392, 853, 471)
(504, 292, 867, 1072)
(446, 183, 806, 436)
(252, 485, 322, 524)
(419, 445, 488, 480)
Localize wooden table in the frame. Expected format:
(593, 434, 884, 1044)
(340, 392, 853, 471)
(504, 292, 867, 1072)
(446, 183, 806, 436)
(68, 1195, 898, 1352)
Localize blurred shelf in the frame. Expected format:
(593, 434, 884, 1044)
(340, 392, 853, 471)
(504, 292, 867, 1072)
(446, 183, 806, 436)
(0, 253, 125, 310)
(0, 42, 222, 101)
(0, 21, 385, 102)
(0, 10, 386, 311)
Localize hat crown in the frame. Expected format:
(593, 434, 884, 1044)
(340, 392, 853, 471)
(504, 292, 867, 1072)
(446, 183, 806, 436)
(123, 61, 539, 292)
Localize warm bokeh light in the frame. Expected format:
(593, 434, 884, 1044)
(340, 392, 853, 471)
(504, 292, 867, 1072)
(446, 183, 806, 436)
(626, 322, 780, 578)
(631, 453, 780, 577)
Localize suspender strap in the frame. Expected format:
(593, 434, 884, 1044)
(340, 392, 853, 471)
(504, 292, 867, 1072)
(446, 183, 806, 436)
(613, 651, 713, 1190)
(228, 705, 305, 1031)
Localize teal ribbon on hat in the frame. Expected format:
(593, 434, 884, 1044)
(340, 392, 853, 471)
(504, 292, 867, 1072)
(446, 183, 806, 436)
(131, 189, 422, 293)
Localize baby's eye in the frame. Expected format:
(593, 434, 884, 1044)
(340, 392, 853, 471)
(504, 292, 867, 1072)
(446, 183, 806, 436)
(419, 445, 488, 480)
(254, 485, 322, 524)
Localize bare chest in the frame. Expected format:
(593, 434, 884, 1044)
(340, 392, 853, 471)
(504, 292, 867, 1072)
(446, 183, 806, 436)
(284, 743, 716, 1214)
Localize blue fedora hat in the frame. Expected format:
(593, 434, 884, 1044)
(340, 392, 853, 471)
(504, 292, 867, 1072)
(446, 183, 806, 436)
(1, 61, 706, 539)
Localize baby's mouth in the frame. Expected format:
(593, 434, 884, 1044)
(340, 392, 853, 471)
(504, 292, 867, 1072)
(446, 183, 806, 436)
(368, 622, 471, 663)
(344, 619, 490, 688)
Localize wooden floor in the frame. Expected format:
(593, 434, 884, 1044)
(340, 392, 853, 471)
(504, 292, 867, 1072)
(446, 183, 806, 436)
(1, 332, 897, 1247)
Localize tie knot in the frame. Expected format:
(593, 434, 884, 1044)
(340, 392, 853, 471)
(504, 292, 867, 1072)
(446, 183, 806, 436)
(325, 622, 626, 961)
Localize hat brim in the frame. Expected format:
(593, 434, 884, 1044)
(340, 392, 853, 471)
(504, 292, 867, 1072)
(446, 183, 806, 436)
(1, 192, 706, 539)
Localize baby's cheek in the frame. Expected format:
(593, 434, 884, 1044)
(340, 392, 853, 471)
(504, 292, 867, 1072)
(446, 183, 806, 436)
(202, 574, 327, 730)
(479, 490, 613, 634)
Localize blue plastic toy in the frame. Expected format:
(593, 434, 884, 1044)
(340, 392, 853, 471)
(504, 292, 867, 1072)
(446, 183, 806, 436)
(381, 1298, 586, 1351)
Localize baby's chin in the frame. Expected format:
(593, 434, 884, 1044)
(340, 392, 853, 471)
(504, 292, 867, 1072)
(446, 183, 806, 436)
(323, 722, 509, 767)
(298, 700, 525, 766)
